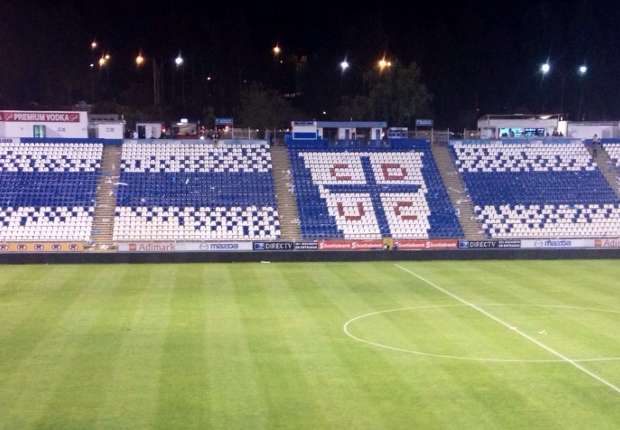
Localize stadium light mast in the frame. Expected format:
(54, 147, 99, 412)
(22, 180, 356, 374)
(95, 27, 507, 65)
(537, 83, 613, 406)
(175, 53, 184, 67)
(378, 57, 392, 72)
(577, 64, 588, 120)
(578, 64, 588, 76)
(135, 52, 145, 67)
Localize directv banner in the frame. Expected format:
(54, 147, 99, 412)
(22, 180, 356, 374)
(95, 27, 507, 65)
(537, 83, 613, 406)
(252, 241, 319, 251)
(118, 242, 252, 252)
(520, 239, 595, 249)
(458, 240, 521, 249)
(253, 241, 295, 251)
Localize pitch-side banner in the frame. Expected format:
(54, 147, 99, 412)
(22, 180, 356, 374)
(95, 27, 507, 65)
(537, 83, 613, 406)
(118, 242, 253, 252)
(318, 240, 385, 250)
(395, 239, 458, 250)
(0, 242, 84, 253)
(520, 239, 595, 249)
(458, 240, 521, 249)
(594, 238, 620, 249)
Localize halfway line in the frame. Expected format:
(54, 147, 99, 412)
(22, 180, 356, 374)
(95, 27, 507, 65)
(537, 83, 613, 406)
(394, 263, 620, 395)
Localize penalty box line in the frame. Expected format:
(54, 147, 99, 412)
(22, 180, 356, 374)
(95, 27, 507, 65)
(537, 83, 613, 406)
(394, 263, 620, 395)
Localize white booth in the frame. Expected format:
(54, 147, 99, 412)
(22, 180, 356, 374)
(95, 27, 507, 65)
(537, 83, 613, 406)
(290, 120, 386, 141)
(566, 122, 620, 139)
(135, 122, 164, 139)
(477, 114, 565, 139)
(90, 122, 125, 139)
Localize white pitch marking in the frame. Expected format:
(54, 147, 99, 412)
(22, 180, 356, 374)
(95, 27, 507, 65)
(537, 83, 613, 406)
(343, 304, 620, 363)
(394, 263, 620, 395)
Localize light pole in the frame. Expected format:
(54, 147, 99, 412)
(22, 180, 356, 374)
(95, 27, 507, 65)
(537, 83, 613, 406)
(577, 65, 588, 120)
(539, 61, 551, 112)
(174, 53, 185, 108)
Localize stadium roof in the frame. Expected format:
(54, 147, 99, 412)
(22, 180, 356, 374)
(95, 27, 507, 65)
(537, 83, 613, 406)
(316, 121, 387, 128)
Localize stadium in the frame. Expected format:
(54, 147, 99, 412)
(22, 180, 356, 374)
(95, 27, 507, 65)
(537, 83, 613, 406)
(2, 2, 620, 429)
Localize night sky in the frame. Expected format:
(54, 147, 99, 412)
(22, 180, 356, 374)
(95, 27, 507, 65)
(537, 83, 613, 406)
(1, 0, 619, 128)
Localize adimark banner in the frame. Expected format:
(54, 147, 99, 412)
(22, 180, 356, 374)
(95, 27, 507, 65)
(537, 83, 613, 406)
(118, 242, 252, 252)
(594, 238, 620, 249)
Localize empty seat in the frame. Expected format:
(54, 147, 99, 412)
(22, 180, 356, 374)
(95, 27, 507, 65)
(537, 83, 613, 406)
(287, 138, 462, 240)
(451, 139, 620, 238)
(113, 141, 281, 241)
(0, 140, 102, 241)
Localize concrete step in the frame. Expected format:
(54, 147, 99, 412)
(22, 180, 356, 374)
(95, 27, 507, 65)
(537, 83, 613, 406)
(588, 143, 620, 199)
(91, 144, 123, 249)
(270, 145, 302, 241)
(430, 141, 487, 240)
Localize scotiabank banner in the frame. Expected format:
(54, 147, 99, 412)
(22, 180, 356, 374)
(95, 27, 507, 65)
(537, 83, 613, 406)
(395, 239, 458, 250)
(0, 242, 84, 253)
(118, 242, 252, 252)
(594, 238, 620, 249)
(0, 111, 81, 122)
(319, 239, 385, 250)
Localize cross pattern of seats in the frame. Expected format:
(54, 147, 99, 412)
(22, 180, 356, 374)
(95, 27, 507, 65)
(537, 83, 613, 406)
(0, 206, 94, 241)
(452, 142, 595, 172)
(301, 151, 432, 238)
(476, 203, 620, 238)
(120, 142, 272, 173)
(0, 143, 102, 172)
(113, 206, 280, 240)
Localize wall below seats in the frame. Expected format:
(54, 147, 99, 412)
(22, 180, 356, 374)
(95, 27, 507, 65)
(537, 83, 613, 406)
(1, 249, 620, 264)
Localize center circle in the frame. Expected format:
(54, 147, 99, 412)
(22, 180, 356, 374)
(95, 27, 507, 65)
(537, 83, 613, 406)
(343, 304, 620, 363)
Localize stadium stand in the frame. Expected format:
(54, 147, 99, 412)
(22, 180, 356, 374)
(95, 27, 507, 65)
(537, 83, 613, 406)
(604, 142, 620, 168)
(287, 139, 463, 239)
(113, 141, 281, 241)
(0, 139, 102, 241)
(451, 140, 620, 238)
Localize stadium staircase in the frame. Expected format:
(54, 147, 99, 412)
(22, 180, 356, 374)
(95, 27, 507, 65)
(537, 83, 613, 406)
(91, 143, 122, 250)
(431, 141, 486, 239)
(589, 144, 620, 199)
(270, 145, 301, 241)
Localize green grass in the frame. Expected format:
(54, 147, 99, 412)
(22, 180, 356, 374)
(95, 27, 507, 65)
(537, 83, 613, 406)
(1, 260, 620, 429)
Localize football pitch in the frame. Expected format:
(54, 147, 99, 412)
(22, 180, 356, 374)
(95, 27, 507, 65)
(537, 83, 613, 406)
(1, 260, 620, 429)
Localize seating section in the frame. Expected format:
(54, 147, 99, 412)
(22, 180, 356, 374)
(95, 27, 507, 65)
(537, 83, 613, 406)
(451, 140, 620, 238)
(288, 139, 462, 239)
(0, 140, 102, 241)
(604, 142, 620, 168)
(113, 141, 280, 241)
